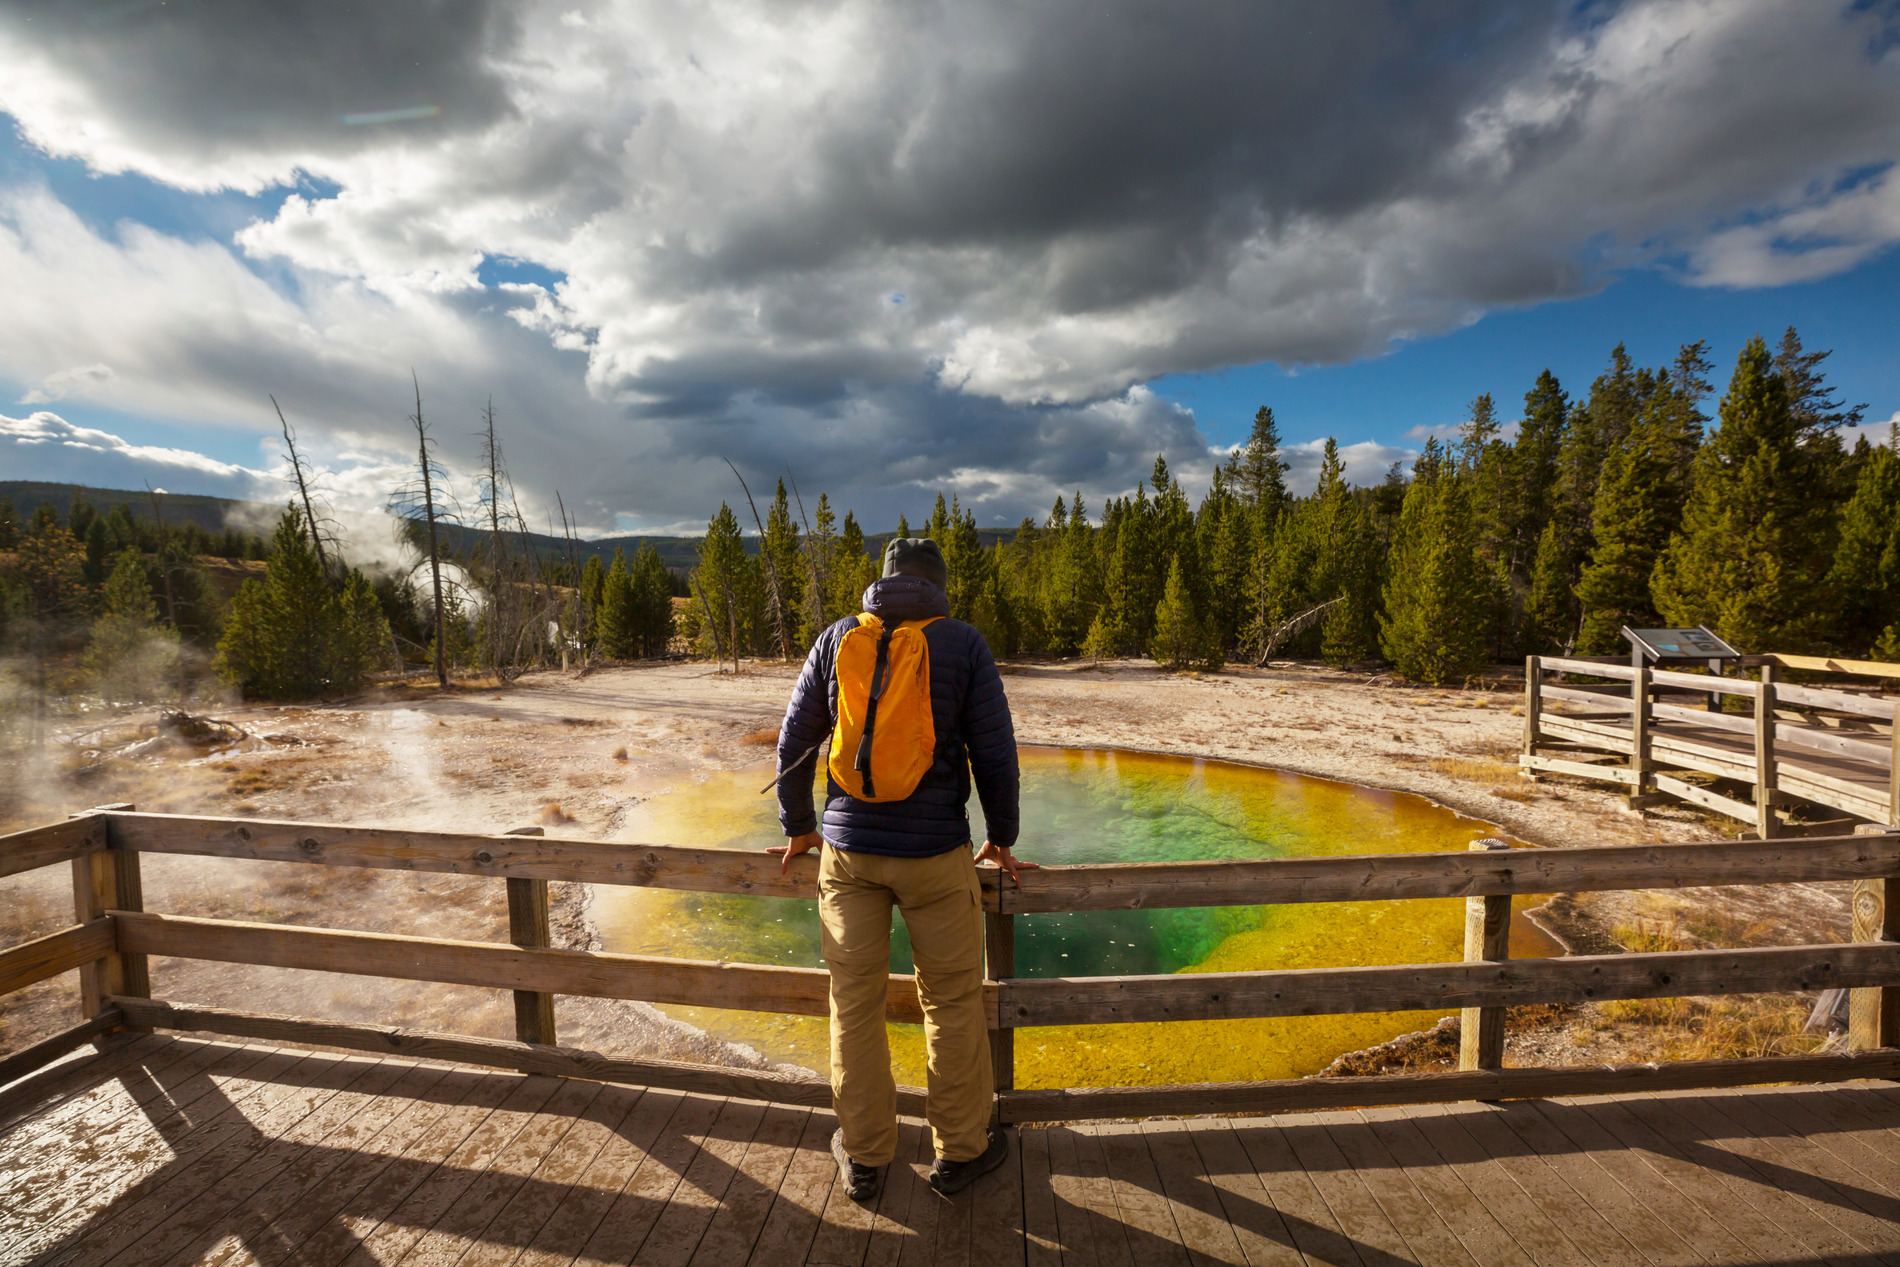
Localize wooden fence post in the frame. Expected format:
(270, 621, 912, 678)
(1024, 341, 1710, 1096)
(1850, 822, 1900, 1052)
(1629, 663, 1652, 807)
(1522, 656, 1541, 769)
(1754, 663, 1778, 841)
(1890, 701, 1898, 829)
(1459, 838, 1511, 1072)
(985, 896, 1015, 1116)
(70, 804, 148, 1030)
(504, 826, 557, 1046)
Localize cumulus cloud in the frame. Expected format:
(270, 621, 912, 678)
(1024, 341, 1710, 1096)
(20, 361, 114, 403)
(1, 409, 273, 495)
(0, 0, 1894, 528)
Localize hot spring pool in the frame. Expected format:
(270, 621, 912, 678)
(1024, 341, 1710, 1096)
(593, 747, 1559, 1087)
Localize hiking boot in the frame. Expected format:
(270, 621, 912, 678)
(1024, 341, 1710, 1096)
(927, 1126, 1008, 1195)
(831, 1128, 883, 1203)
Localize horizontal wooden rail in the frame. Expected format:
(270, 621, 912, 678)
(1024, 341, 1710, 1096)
(998, 1048, 1900, 1122)
(0, 920, 117, 996)
(108, 997, 929, 1116)
(1772, 720, 1891, 765)
(1653, 774, 1757, 823)
(101, 812, 1007, 909)
(1650, 700, 1754, 734)
(1518, 755, 1641, 785)
(1651, 667, 1757, 697)
(1775, 681, 1897, 719)
(1769, 653, 1900, 679)
(0, 1009, 124, 1092)
(111, 911, 989, 1028)
(1003, 940, 1900, 1027)
(1542, 684, 1633, 710)
(0, 816, 106, 881)
(1543, 657, 1636, 680)
(1001, 832, 1900, 913)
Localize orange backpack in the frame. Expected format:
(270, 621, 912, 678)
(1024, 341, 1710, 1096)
(828, 613, 941, 801)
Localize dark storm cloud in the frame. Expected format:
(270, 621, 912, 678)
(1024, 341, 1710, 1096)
(0, 1, 1897, 529)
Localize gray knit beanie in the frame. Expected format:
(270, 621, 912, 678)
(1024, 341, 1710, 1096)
(881, 537, 948, 591)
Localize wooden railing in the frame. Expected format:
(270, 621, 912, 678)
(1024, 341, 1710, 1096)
(6, 807, 1900, 1121)
(1522, 652, 1900, 834)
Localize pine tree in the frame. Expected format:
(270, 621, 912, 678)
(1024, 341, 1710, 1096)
(597, 548, 638, 658)
(215, 510, 386, 698)
(763, 480, 804, 653)
(1523, 521, 1574, 653)
(690, 503, 756, 665)
(800, 493, 838, 643)
(1380, 474, 1488, 684)
(1458, 394, 1500, 471)
(630, 543, 675, 656)
(1574, 419, 1673, 652)
(1151, 554, 1219, 670)
(67, 491, 97, 544)
(86, 549, 179, 703)
(831, 511, 876, 618)
(1653, 335, 1835, 652)
(0, 497, 17, 549)
(1320, 500, 1382, 665)
(83, 517, 111, 589)
(1826, 437, 1900, 655)
(578, 553, 606, 648)
(1237, 406, 1290, 516)
(1511, 370, 1569, 569)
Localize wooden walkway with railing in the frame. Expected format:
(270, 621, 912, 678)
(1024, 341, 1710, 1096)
(1522, 652, 1899, 835)
(8, 806, 1900, 1263)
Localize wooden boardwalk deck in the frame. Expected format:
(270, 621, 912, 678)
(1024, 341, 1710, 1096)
(10, 1037, 1900, 1266)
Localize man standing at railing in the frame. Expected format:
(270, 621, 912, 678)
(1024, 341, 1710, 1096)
(771, 536, 1031, 1202)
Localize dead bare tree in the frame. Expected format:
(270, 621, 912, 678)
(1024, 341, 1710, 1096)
(787, 472, 828, 636)
(387, 375, 456, 689)
(271, 397, 339, 583)
(1255, 596, 1345, 665)
(722, 458, 793, 658)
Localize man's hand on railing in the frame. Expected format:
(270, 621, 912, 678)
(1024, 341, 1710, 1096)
(975, 840, 1038, 889)
(770, 830, 824, 874)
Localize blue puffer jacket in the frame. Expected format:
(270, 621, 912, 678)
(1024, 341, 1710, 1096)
(776, 575, 1019, 856)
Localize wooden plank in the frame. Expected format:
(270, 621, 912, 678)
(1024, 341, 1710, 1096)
(234, 1065, 513, 1267)
(1523, 1097, 1757, 1266)
(30, 1048, 349, 1267)
(1004, 831, 1900, 914)
(1273, 1111, 1436, 1266)
(112, 913, 973, 1029)
(1773, 720, 1892, 765)
(1090, 1121, 1190, 1266)
(1062, 1123, 1138, 1267)
(987, 908, 1015, 1102)
(472, 1083, 648, 1267)
(0, 1030, 169, 1139)
(1774, 763, 1893, 810)
(99, 1056, 418, 1267)
(1774, 679, 1898, 719)
(1179, 1120, 1304, 1267)
(1729, 1088, 1900, 1215)
(191, 1059, 461, 1267)
(1537, 715, 1637, 749)
(742, 1109, 842, 1267)
(1653, 773, 1758, 823)
(1039, 1122, 1122, 1267)
(1542, 683, 1634, 710)
(1574, 1095, 1824, 1267)
(1524, 655, 1541, 755)
(1652, 666, 1759, 697)
(1228, 1118, 1364, 1267)
(862, 1117, 934, 1267)
(806, 1115, 890, 1267)
(1460, 838, 1510, 1072)
(1756, 671, 1778, 841)
(0, 919, 115, 996)
(636, 1097, 769, 1267)
(0, 1009, 121, 1091)
(1544, 657, 1638, 680)
(997, 1047, 1900, 1122)
(111, 997, 927, 1114)
(1647, 1090, 1900, 1258)
(104, 810, 1002, 911)
(1517, 755, 1641, 785)
(1134, 1120, 1248, 1265)
(72, 852, 123, 1018)
(507, 1086, 680, 1267)
(335, 1073, 567, 1267)
(1386, 1104, 1593, 1267)
(1631, 662, 1652, 801)
(968, 1125, 1028, 1267)
(685, 1103, 812, 1267)
(1617, 1091, 1877, 1264)
(1652, 698, 1757, 734)
(0, 815, 104, 880)
(1851, 823, 1899, 1052)
(1354, 1106, 1534, 1267)
(1018, 1126, 1062, 1267)
(1768, 652, 1900, 679)
(573, 1089, 726, 1265)
(1646, 737, 1758, 783)
(388, 1076, 606, 1267)
(1002, 941, 1900, 1029)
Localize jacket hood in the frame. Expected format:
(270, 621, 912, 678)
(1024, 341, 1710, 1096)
(863, 574, 950, 622)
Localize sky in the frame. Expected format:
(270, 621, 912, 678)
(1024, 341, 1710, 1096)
(0, 0, 1897, 534)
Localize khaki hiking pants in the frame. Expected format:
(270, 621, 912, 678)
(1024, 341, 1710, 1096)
(818, 842, 993, 1166)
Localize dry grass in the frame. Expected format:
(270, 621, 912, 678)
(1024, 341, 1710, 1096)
(1590, 995, 1826, 1061)
(1426, 757, 1522, 786)
(740, 728, 780, 746)
(612, 746, 630, 762)
(538, 801, 576, 825)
